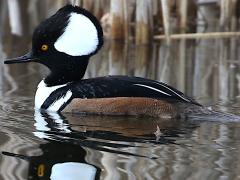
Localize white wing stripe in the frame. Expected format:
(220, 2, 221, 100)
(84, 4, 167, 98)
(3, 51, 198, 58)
(134, 84, 172, 96)
(154, 82, 191, 102)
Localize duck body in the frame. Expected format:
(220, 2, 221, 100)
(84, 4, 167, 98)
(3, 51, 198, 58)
(35, 75, 202, 117)
(4, 5, 206, 118)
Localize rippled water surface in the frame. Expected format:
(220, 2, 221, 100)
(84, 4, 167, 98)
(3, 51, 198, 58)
(0, 39, 240, 179)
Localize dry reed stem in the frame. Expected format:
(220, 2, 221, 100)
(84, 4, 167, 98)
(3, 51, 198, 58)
(154, 32, 240, 40)
(160, 0, 170, 45)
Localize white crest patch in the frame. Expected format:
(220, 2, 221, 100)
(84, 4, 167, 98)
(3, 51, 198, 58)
(54, 12, 99, 56)
(35, 80, 68, 110)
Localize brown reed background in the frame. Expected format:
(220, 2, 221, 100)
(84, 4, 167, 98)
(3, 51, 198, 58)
(1, 0, 240, 49)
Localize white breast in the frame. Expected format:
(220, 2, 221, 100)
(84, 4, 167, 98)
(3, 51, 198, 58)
(35, 80, 72, 112)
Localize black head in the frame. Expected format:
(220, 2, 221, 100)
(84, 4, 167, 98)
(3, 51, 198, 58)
(4, 5, 103, 86)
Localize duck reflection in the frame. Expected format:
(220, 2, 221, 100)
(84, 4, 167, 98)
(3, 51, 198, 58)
(33, 110, 198, 155)
(31, 111, 202, 180)
(2, 140, 100, 180)
(1, 109, 200, 180)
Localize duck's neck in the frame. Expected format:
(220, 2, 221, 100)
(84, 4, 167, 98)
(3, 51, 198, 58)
(44, 59, 89, 86)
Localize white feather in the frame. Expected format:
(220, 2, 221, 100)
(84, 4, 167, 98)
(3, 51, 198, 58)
(154, 82, 191, 102)
(54, 13, 99, 56)
(134, 84, 172, 96)
(35, 80, 68, 110)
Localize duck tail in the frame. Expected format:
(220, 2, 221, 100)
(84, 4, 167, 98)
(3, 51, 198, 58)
(179, 104, 240, 122)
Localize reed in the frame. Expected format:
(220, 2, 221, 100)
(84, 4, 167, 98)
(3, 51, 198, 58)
(110, 0, 125, 40)
(154, 32, 240, 40)
(160, 0, 170, 45)
(179, 0, 188, 33)
(3, 0, 240, 44)
(135, 0, 153, 45)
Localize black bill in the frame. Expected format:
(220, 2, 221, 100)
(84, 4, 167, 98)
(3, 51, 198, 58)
(4, 52, 38, 64)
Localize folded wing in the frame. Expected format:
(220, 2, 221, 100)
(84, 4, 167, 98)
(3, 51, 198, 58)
(70, 76, 201, 106)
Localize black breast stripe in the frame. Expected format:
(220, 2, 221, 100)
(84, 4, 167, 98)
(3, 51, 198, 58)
(41, 86, 73, 111)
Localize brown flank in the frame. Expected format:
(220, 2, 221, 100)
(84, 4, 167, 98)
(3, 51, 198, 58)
(63, 97, 178, 118)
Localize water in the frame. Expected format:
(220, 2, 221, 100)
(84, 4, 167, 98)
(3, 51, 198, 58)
(0, 39, 240, 180)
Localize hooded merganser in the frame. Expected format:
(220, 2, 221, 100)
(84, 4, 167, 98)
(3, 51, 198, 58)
(4, 5, 203, 118)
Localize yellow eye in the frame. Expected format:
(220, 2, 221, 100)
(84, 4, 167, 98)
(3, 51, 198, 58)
(41, 44, 48, 51)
